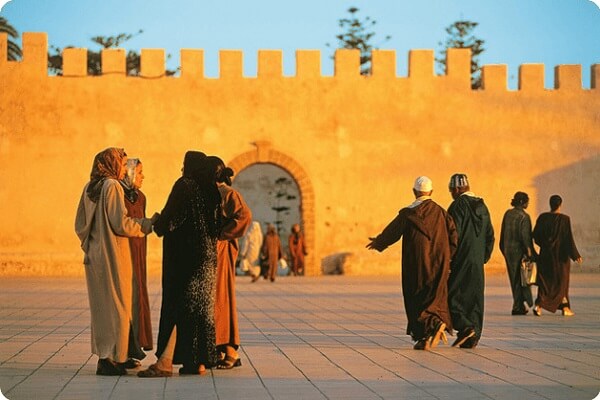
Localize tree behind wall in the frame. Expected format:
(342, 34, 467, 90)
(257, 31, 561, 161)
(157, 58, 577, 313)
(436, 20, 485, 89)
(0, 16, 22, 61)
(327, 7, 391, 76)
(47, 30, 176, 76)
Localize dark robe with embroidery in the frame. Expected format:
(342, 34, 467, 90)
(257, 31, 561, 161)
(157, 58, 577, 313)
(533, 212, 581, 312)
(447, 194, 495, 339)
(153, 177, 219, 368)
(370, 199, 458, 341)
(123, 190, 153, 350)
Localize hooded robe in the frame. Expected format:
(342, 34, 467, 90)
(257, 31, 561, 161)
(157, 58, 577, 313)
(447, 193, 495, 339)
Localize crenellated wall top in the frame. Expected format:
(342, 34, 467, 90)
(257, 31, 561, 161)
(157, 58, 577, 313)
(0, 32, 599, 91)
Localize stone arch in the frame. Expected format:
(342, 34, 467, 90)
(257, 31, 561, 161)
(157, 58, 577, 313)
(227, 141, 318, 276)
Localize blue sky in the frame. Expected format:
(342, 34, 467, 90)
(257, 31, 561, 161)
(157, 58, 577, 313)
(2, 0, 600, 88)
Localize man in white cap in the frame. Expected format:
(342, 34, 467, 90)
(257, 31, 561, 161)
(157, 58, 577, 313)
(367, 176, 458, 350)
(447, 173, 495, 349)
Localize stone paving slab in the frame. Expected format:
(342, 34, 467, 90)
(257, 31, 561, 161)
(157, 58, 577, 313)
(1, 273, 599, 400)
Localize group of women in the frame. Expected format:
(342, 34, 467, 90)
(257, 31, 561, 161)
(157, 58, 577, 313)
(75, 148, 251, 377)
(500, 192, 583, 317)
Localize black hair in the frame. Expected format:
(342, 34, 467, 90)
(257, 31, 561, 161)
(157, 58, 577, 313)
(549, 194, 562, 211)
(510, 191, 529, 207)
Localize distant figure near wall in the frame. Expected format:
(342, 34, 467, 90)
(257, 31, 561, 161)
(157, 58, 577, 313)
(261, 224, 284, 282)
(532, 195, 583, 317)
(288, 223, 307, 276)
(367, 176, 457, 351)
(239, 221, 264, 281)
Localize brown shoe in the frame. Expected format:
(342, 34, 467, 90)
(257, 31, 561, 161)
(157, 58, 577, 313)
(137, 364, 173, 378)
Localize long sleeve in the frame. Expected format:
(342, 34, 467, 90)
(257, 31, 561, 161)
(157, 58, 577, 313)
(219, 188, 252, 241)
(153, 178, 188, 237)
(104, 180, 152, 237)
(484, 216, 495, 263)
(565, 216, 581, 261)
(370, 210, 407, 252)
(520, 213, 536, 258)
(446, 213, 458, 259)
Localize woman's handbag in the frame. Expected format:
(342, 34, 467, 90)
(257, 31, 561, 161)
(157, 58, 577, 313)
(520, 256, 537, 286)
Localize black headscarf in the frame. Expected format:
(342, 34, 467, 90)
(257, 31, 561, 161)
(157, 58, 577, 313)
(86, 147, 126, 203)
(183, 151, 207, 179)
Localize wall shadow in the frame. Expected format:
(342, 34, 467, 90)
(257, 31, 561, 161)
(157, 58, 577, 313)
(533, 154, 600, 267)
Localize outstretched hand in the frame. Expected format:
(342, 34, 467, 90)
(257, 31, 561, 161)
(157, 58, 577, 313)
(366, 237, 377, 250)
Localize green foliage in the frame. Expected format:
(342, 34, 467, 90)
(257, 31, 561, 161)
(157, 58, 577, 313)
(436, 20, 485, 89)
(327, 7, 391, 76)
(0, 16, 23, 61)
(269, 177, 297, 234)
(47, 30, 177, 76)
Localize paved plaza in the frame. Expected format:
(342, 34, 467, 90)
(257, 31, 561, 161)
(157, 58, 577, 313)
(1, 272, 599, 400)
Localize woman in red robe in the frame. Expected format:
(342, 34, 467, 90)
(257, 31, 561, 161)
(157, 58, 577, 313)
(121, 159, 153, 353)
(206, 156, 252, 369)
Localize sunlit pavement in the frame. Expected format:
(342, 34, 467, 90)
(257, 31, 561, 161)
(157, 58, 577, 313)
(1, 273, 599, 400)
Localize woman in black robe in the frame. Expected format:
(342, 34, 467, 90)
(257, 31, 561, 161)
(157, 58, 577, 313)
(138, 151, 221, 377)
(532, 195, 582, 316)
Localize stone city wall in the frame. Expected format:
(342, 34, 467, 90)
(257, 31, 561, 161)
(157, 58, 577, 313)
(0, 32, 598, 276)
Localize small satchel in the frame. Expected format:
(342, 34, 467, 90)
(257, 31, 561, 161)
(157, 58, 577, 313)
(520, 256, 537, 286)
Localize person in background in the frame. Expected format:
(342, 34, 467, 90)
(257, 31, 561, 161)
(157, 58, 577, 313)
(288, 223, 307, 276)
(138, 151, 221, 377)
(499, 191, 536, 315)
(367, 176, 457, 350)
(447, 173, 495, 349)
(206, 156, 252, 370)
(121, 158, 154, 361)
(532, 195, 583, 316)
(75, 147, 154, 376)
(238, 221, 264, 281)
(261, 224, 284, 282)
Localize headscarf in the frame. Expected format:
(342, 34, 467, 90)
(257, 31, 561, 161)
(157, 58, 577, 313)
(121, 158, 141, 203)
(181, 151, 222, 236)
(183, 151, 207, 179)
(86, 147, 126, 203)
(204, 156, 231, 186)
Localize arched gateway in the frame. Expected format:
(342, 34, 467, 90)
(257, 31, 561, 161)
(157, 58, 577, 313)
(227, 141, 318, 276)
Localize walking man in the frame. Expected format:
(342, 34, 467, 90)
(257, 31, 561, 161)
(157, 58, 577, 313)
(447, 173, 495, 349)
(367, 176, 457, 350)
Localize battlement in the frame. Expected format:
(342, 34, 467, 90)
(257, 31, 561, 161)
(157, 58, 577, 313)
(1, 32, 598, 91)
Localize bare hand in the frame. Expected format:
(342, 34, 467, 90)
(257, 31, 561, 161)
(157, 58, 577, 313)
(576, 257, 583, 265)
(366, 237, 377, 250)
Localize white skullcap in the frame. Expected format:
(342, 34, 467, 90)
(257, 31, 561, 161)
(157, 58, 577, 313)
(413, 176, 433, 192)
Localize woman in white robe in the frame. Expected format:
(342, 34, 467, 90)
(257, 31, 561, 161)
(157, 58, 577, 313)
(75, 147, 154, 376)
